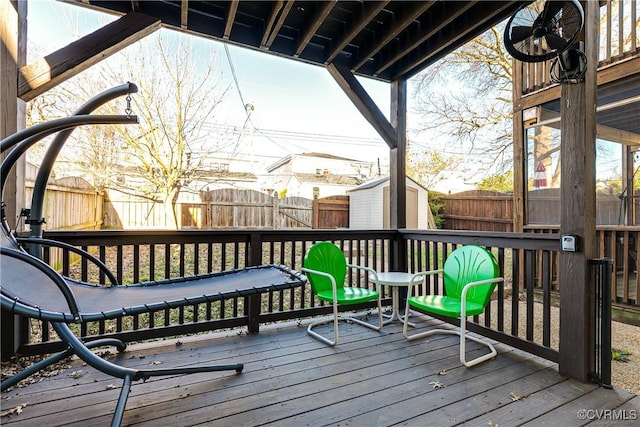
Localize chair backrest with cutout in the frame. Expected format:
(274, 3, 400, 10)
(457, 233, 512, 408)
(443, 245, 500, 307)
(303, 242, 346, 295)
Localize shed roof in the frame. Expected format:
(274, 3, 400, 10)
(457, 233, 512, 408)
(349, 175, 425, 192)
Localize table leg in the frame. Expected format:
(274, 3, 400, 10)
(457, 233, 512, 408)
(382, 286, 415, 326)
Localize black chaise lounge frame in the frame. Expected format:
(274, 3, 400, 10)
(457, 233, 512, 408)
(0, 85, 306, 426)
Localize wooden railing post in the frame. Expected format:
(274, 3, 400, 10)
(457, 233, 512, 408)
(247, 232, 264, 333)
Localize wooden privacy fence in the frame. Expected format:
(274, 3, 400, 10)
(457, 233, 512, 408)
(103, 189, 348, 229)
(25, 171, 103, 232)
(441, 190, 514, 231)
(441, 189, 639, 230)
(312, 195, 349, 229)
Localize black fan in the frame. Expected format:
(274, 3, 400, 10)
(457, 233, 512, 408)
(504, 0, 584, 63)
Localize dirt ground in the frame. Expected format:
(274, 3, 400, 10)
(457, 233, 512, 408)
(491, 299, 640, 396)
(610, 319, 640, 395)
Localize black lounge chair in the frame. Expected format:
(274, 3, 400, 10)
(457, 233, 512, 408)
(0, 88, 306, 426)
(0, 213, 306, 426)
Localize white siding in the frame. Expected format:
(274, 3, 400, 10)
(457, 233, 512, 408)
(349, 177, 431, 230)
(350, 184, 384, 229)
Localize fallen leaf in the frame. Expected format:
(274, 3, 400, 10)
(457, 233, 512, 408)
(429, 381, 445, 389)
(510, 392, 529, 401)
(0, 402, 28, 418)
(68, 370, 83, 379)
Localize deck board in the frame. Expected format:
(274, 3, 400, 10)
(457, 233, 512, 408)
(1, 316, 636, 426)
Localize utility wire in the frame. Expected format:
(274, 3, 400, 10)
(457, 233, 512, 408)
(223, 44, 305, 154)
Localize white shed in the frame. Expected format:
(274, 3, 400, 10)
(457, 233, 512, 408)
(348, 177, 433, 229)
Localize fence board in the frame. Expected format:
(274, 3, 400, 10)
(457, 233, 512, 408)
(25, 177, 103, 231)
(441, 190, 513, 232)
(312, 195, 349, 229)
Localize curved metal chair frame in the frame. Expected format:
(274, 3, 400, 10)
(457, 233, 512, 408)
(402, 245, 503, 367)
(302, 242, 382, 346)
(0, 92, 306, 426)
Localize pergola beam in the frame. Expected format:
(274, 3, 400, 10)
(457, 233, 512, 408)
(18, 12, 160, 102)
(294, 1, 336, 58)
(392, 1, 515, 80)
(223, 1, 239, 40)
(261, 1, 294, 50)
(352, 1, 437, 72)
(327, 63, 397, 149)
(325, 1, 389, 64)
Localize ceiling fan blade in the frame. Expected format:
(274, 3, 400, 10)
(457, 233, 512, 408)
(541, 1, 565, 26)
(545, 32, 568, 51)
(509, 25, 534, 43)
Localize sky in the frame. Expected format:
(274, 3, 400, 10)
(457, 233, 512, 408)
(26, 1, 391, 160)
(25, 0, 478, 192)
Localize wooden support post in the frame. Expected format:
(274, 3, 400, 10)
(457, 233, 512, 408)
(1, 0, 27, 360)
(511, 53, 525, 233)
(390, 78, 407, 272)
(558, 0, 598, 382)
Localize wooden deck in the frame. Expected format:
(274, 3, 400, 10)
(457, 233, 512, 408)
(2, 316, 638, 426)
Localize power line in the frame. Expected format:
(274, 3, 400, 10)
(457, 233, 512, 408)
(222, 45, 386, 155)
(223, 44, 304, 153)
(200, 121, 384, 148)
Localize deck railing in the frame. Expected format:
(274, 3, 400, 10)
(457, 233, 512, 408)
(517, 0, 639, 95)
(10, 229, 566, 364)
(525, 226, 639, 307)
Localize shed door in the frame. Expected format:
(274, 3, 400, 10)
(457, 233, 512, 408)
(383, 186, 418, 228)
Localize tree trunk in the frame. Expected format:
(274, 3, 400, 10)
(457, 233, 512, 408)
(163, 189, 179, 229)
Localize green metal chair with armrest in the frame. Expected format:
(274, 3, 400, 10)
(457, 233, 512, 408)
(403, 244, 503, 367)
(302, 242, 383, 346)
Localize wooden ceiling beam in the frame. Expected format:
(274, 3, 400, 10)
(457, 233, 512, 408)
(325, 1, 389, 63)
(18, 12, 160, 102)
(352, 1, 436, 72)
(223, 1, 239, 40)
(294, 0, 336, 58)
(597, 124, 640, 148)
(261, 0, 295, 50)
(261, 1, 283, 48)
(328, 63, 397, 149)
(181, 0, 188, 29)
(393, 1, 516, 79)
(377, 1, 475, 76)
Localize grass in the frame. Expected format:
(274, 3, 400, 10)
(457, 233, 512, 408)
(612, 348, 632, 362)
(32, 240, 524, 345)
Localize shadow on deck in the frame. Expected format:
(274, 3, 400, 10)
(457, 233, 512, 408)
(1, 316, 638, 426)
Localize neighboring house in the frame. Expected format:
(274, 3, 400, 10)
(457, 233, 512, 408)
(265, 152, 381, 198)
(349, 176, 433, 229)
(186, 155, 260, 195)
(106, 155, 260, 203)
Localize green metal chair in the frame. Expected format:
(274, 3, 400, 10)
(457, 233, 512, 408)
(403, 245, 503, 367)
(302, 242, 383, 345)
